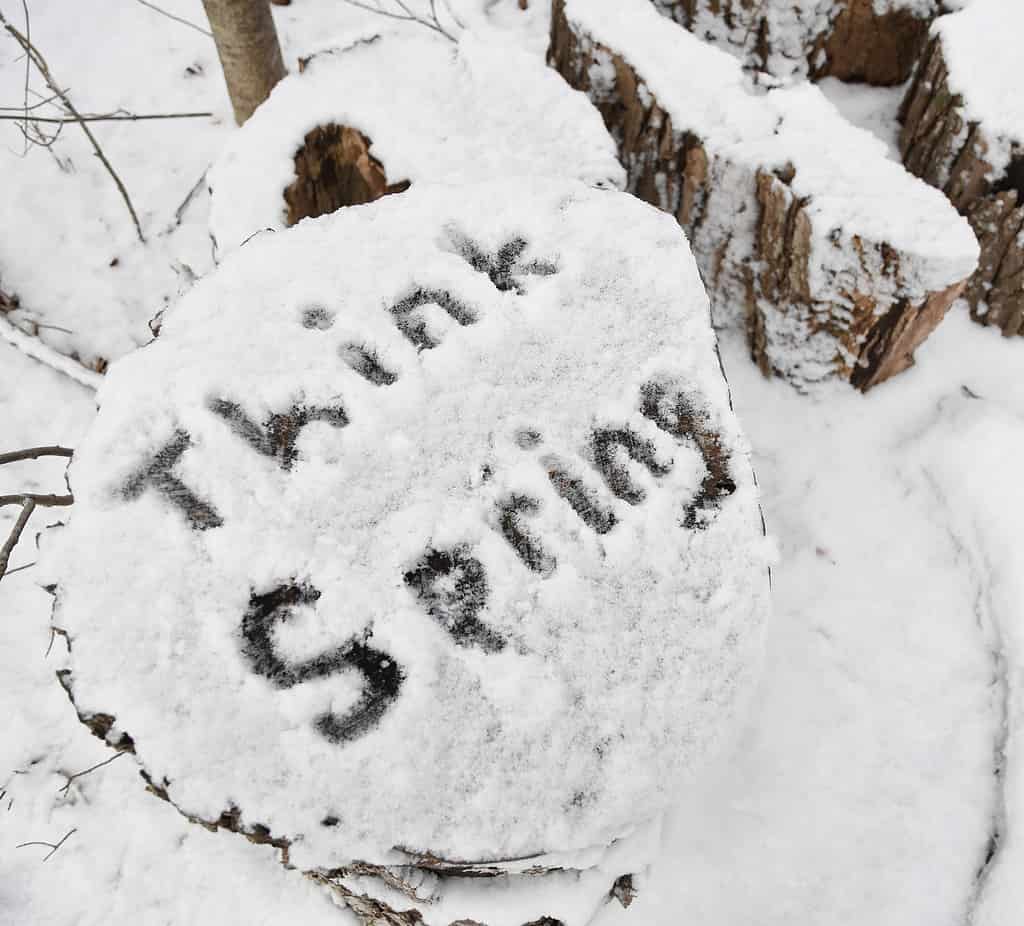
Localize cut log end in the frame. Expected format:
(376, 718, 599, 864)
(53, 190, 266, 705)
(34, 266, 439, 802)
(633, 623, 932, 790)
(283, 123, 410, 227)
(814, 0, 931, 86)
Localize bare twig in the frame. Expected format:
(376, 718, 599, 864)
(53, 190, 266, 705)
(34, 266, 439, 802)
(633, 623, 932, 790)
(134, 0, 212, 37)
(0, 12, 147, 242)
(5, 560, 35, 576)
(19, 0, 30, 153)
(0, 111, 212, 124)
(16, 828, 76, 861)
(0, 447, 75, 581)
(58, 753, 124, 796)
(0, 314, 104, 390)
(1, 498, 36, 581)
(0, 493, 73, 507)
(340, 0, 458, 41)
(0, 446, 73, 465)
(0, 90, 60, 112)
(162, 169, 208, 235)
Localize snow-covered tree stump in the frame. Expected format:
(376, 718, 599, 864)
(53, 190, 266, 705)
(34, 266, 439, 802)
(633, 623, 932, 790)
(650, 0, 938, 85)
(899, 0, 1024, 337)
(647, 0, 937, 85)
(550, 0, 978, 390)
(208, 30, 623, 256)
(46, 179, 770, 925)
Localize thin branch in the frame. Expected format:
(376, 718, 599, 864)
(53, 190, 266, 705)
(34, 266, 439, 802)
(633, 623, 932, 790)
(0, 313, 104, 390)
(340, 0, 457, 41)
(441, 0, 464, 29)
(162, 169, 208, 235)
(16, 828, 76, 861)
(133, 0, 212, 37)
(58, 753, 124, 796)
(5, 560, 35, 576)
(0, 110, 212, 124)
(0, 498, 35, 581)
(0, 493, 73, 507)
(19, 0, 29, 153)
(0, 446, 73, 465)
(0, 90, 60, 112)
(0, 13, 147, 242)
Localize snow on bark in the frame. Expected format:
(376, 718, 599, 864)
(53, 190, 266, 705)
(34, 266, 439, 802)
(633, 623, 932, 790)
(649, 0, 939, 86)
(208, 29, 624, 257)
(44, 179, 770, 923)
(899, 0, 1024, 336)
(550, 0, 979, 390)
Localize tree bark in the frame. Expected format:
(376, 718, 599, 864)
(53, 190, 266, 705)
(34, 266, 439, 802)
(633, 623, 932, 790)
(549, 0, 969, 391)
(900, 36, 1024, 336)
(202, 0, 286, 125)
(651, 0, 935, 86)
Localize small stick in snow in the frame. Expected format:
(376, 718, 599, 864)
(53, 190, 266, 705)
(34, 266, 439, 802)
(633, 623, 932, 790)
(0, 498, 36, 581)
(134, 0, 213, 38)
(0, 12, 147, 243)
(0, 314, 104, 390)
(16, 828, 76, 862)
(58, 753, 125, 797)
(340, 0, 458, 41)
(0, 447, 75, 581)
(0, 446, 73, 465)
(0, 111, 213, 125)
(0, 493, 73, 508)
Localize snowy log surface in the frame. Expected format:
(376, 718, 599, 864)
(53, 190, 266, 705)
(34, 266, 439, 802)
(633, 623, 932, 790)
(650, 0, 939, 86)
(208, 29, 624, 256)
(550, 0, 978, 390)
(45, 179, 770, 896)
(899, 0, 1024, 336)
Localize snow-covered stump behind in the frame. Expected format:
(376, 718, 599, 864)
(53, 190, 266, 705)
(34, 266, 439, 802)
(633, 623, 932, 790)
(650, 0, 938, 86)
(550, 0, 978, 390)
(44, 180, 770, 925)
(208, 30, 624, 257)
(899, 0, 1024, 337)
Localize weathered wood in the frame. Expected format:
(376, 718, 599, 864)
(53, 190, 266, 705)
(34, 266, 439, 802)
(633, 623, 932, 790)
(651, 0, 936, 86)
(550, 0, 974, 390)
(815, 0, 932, 86)
(900, 36, 1024, 336)
(284, 124, 410, 227)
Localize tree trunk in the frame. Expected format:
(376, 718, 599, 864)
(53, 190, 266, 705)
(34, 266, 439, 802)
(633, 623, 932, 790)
(549, 0, 972, 391)
(202, 0, 286, 125)
(900, 36, 1024, 336)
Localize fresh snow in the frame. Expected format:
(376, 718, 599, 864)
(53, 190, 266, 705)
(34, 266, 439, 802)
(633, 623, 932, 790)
(209, 29, 624, 255)
(565, 0, 976, 282)
(3, 2, 1023, 925)
(650, 0, 940, 83)
(937, 0, 1024, 176)
(6, 307, 1023, 925)
(45, 179, 770, 871)
(562, 0, 978, 385)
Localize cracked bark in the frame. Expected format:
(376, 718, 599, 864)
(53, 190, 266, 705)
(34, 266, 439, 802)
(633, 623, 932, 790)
(651, 0, 935, 85)
(549, 0, 965, 390)
(900, 36, 1024, 337)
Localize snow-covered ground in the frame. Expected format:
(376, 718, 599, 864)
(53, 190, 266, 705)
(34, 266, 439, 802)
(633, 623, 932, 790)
(3, 2, 1022, 925)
